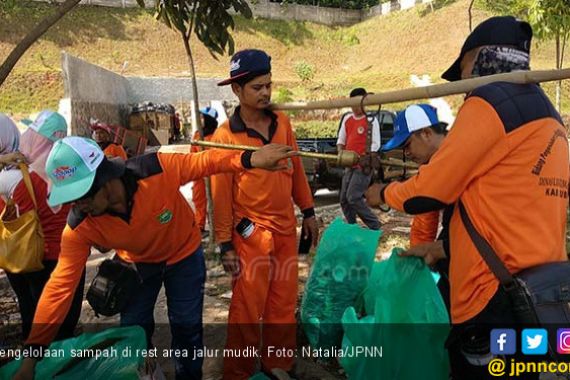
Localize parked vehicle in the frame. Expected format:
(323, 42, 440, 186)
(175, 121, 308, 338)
(297, 110, 408, 194)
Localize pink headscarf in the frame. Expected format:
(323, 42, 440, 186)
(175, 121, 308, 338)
(0, 113, 20, 155)
(19, 127, 66, 185)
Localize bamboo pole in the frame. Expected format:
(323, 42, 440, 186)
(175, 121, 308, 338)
(271, 68, 570, 111)
(159, 141, 419, 169)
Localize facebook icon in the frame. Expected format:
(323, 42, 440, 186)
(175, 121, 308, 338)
(491, 329, 517, 355)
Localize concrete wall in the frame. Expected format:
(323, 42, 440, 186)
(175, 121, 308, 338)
(248, 0, 361, 26)
(62, 53, 129, 136)
(33, 0, 433, 26)
(126, 77, 234, 105)
(61, 53, 235, 135)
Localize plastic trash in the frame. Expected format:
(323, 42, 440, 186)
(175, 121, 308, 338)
(341, 250, 450, 380)
(301, 218, 381, 351)
(0, 326, 146, 380)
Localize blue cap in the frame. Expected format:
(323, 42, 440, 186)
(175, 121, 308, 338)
(217, 49, 272, 86)
(382, 104, 447, 152)
(200, 106, 218, 120)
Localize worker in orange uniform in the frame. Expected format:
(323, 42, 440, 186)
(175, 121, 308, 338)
(213, 49, 319, 380)
(12, 136, 297, 380)
(91, 122, 128, 160)
(366, 17, 568, 380)
(381, 104, 451, 311)
(190, 107, 219, 234)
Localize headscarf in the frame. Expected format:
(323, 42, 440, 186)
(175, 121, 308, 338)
(19, 111, 67, 213)
(19, 129, 56, 184)
(0, 113, 20, 156)
(19, 110, 67, 184)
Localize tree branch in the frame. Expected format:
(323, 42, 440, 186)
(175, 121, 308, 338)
(468, 0, 475, 32)
(186, 1, 198, 41)
(0, 0, 81, 87)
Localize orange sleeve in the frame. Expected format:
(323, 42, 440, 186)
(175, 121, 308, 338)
(384, 97, 507, 213)
(287, 118, 315, 212)
(157, 149, 244, 187)
(114, 145, 128, 160)
(104, 144, 127, 160)
(26, 226, 91, 346)
(210, 129, 235, 245)
(410, 211, 440, 247)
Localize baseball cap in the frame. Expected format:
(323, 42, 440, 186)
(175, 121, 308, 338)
(382, 104, 447, 152)
(217, 49, 271, 86)
(46, 137, 105, 206)
(442, 16, 533, 81)
(200, 106, 218, 120)
(21, 110, 67, 142)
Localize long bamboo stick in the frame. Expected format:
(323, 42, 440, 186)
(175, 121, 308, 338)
(159, 141, 419, 169)
(271, 68, 570, 111)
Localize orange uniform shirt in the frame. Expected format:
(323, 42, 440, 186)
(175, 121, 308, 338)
(103, 143, 128, 160)
(410, 211, 440, 247)
(26, 149, 248, 347)
(211, 108, 314, 246)
(384, 83, 569, 323)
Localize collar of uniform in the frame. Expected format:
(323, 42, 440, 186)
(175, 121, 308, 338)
(106, 168, 138, 223)
(229, 106, 278, 145)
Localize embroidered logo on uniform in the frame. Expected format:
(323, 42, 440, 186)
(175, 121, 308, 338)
(52, 166, 76, 181)
(157, 209, 173, 224)
(230, 59, 241, 73)
(357, 126, 365, 134)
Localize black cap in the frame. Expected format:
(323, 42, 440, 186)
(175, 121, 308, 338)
(350, 87, 367, 97)
(442, 16, 532, 82)
(79, 157, 125, 200)
(218, 49, 272, 86)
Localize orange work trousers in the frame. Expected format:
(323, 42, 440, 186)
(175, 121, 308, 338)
(223, 224, 298, 380)
(192, 178, 207, 230)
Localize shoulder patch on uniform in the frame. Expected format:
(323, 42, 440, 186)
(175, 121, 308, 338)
(125, 152, 163, 179)
(67, 207, 87, 230)
(468, 82, 562, 133)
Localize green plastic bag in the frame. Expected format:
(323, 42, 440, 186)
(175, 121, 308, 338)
(0, 326, 146, 380)
(301, 218, 381, 351)
(341, 250, 450, 380)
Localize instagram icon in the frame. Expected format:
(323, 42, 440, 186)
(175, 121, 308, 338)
(557, 329, 570, 354)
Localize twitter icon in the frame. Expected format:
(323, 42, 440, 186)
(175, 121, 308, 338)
(522, 329, 548, 355)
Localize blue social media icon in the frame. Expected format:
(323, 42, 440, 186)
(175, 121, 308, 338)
(491, 329, 516, 355)
(522, 329, 548, 355)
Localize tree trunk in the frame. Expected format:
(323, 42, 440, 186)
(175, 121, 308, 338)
(182, 35, 217, 255)
(0, 0, 81, 87)
(556, 31, 562, 112)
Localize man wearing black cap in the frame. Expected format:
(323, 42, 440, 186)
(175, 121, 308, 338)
(212, 49, 318, 379)
(337, 87, 381, 230)
(366, 16, 568, 379)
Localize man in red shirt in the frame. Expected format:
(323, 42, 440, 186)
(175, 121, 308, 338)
(336, 87, 381, 230)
